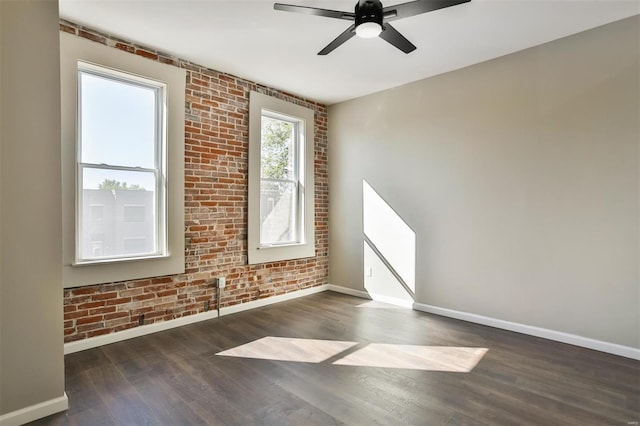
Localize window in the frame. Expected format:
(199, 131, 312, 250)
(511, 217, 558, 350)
(260, 113, 301, 245)
(77, 62, 166, 263)
(60, 33, 185, 287)
(248, 92, 315, 264)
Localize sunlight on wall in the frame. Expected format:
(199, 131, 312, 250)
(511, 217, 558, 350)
(216, 337, 488, 372)
(362, 180, 416, 296)
(364, 241, 414, 306)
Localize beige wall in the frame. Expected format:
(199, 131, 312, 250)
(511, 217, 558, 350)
(329, 16, 639, 348)
(0, 0, 65, 417)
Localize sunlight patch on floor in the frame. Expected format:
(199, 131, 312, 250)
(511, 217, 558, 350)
(355, 300, 409, 309)
(217, 337, 488, 372)
(216, 336, 358, 363)
(333, 344, 488, 372)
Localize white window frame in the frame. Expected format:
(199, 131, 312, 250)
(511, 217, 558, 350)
(259, 111, 301, 245)
(248, 91, 315, 264)
(76, 62, 167, 263)
(60, 32, 185, 287)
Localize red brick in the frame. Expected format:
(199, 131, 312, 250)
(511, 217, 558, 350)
(64, 310, 89, 320)
(77, 323, 103, 333)
(104, 312, 130, 321)
(151, 277, 173, 284)
(105, 297, 132, 306)
(87, 329, 112, 338)
(92, 292, 118, 301)
(133, 293, 155, 302)
(135, 49, 158, 60)
(71, 287, 99, 295)
(78, 30, 104, 44)
(157, 289, 177, 297)
(119, 288, 144, 298)
(61, 20, 329, 344)
(89, 306, 116, 316)
(76, 315, 103, 325)
(59, 23, 76, 35)
(78, 301, 105, 310)
(115, 42, 135, 53)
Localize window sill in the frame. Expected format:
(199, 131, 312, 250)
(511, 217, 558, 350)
(258, 242, 306, 249)
(72, 253, 169, 267)
(248, 241, 315, 265)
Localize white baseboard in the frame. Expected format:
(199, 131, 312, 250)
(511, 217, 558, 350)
(65, 309, 220, 354)
(326, 284, 639, 360)
(220, 285, 329, 316)
(413, 302, 640, 360)
(0, 393, 68, 426)
(64, 283, 640, 361)
(65, 285, 329, 354)
(326, 284, 370, 299)
(326, 284, 415, 308)
(367, 293, 413, 308)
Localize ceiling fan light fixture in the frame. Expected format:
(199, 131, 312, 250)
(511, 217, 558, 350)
(274, 0, 471, 55)
(355, 21, 382, 38)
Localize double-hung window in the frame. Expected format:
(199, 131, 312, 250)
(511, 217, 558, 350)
(248, 92, 315, 264)
(259, 112, 302, 245)
(76, 62, 166, 263)
(61, 33, 185, 287)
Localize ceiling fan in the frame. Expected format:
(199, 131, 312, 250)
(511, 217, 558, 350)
(274, 0, 471, 55)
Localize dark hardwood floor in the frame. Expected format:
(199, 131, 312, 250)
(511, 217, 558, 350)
(32, 292, 639, 425)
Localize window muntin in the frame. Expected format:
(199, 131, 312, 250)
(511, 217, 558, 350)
(76, 63, 166, 263)
(259, 113, 305, 246)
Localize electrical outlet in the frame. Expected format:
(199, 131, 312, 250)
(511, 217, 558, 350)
(217, 276, 226, 289)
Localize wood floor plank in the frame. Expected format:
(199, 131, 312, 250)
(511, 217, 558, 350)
(29, 292, 640, 425)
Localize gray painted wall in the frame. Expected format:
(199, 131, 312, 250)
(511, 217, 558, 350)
(328, 17, 639, 348)
(1, 0, 65, 416)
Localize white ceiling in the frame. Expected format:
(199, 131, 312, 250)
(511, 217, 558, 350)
(59, 0, 639, 105)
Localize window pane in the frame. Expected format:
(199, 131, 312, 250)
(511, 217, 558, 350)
(260, 180, 297, 245)
(261, 116, 295, 180)
(80, 168, 157, 259)
(80, 71, 157, 168)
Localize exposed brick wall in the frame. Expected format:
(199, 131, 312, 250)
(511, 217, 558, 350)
(61, 21, 329, 343)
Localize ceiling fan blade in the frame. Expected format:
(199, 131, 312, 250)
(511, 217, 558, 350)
(379, 23, 416, 54)
(383, 0, 470, 22)
(274, 3, 355, 21)
(318, 24, 357, 55)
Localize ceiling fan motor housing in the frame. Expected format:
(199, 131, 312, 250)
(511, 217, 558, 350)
(355, 0, 383, 27)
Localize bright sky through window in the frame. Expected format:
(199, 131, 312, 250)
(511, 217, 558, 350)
(80, 72, 157, 188)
